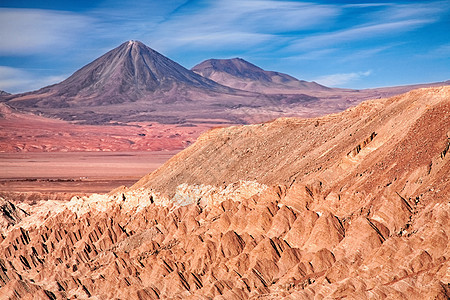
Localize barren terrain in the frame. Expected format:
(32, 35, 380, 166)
(0, 103, 212, 153)
(0, 86, 448, 299)
(0, 151, 177, 195)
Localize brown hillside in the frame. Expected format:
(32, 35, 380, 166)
(0, 86, 448, 299)
(134, 86, 449, 207)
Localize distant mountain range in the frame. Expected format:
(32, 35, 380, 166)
(1, 40, 448, 125)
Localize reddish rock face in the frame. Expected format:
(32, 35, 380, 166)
(0, 86, 449, 299)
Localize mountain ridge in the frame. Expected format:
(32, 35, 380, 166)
(192, 58, 328, 92)
(132, 86, 450, 201)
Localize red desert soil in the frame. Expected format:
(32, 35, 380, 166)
(0, 103, 205, 198)
(0, 103, 211, 153)
(0, 86, 448, 299)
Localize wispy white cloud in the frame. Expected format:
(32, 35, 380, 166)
(86, 1, 187, 43)
(147, 0, 339, 52)
(339, 44, 399, 63)
(288, 1, 449, 52)
(343, 3, 392, 8)
(290, 19, 434, 51)
(0, 8, 93, 55)
(0, 66, 67, 93)
(417, 43, 450, 59)
(171, 31, 273, 49)
(221, 0, 340, 33)
(314, 70, 372, 87)
(430, 43, 450, 57)
(281, 48, 338, 61)
(375, 2, 449, 22)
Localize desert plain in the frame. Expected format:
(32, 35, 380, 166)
(0, 151, 178, 196)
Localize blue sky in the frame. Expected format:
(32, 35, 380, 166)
(0, 0, 449, 93)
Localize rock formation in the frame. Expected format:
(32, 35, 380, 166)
(0, 86, 448, 299)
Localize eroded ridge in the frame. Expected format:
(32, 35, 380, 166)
(0, 86, 449, 299)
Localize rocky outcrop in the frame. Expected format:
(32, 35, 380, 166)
(0, 179, 448, 299)
(347, 131, 377, 157)
(0, 198, 28, 232)
(0, 86, 448, 298)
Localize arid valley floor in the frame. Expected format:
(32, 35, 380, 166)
(0, 151, 178, 201)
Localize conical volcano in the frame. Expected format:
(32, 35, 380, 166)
(6, 41, 232, 108)
(60, 41, 233, 102)
(2, 41, 260, 124)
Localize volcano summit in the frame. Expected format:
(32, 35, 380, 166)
(2, 41, 258, 124)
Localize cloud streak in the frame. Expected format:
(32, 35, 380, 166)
(0, 66, 66, 93)
(418, 43, 450, 59)
(289, 19, 435, 51)
(314, 71, 372, 87)
(287, 1, 450, 52)
(0, 8, 93, 55)
(146, 0, 339, 52)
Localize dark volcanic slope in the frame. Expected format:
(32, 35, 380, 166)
(192, 58, 328, 92)
(52, 41, 233, 103)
